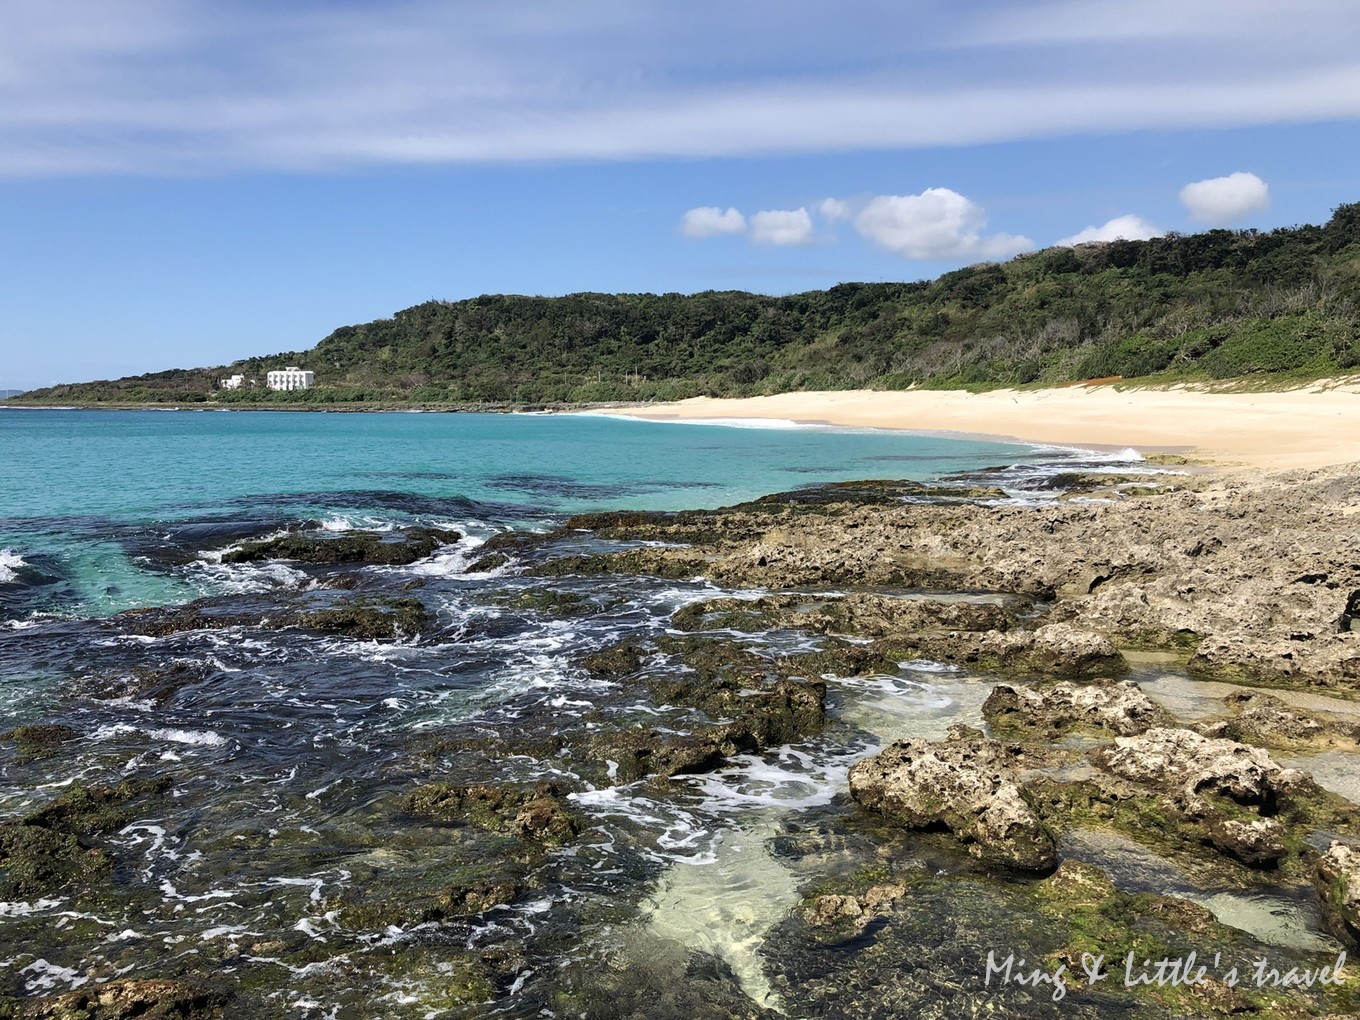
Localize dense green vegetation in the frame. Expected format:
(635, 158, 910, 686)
(19, 203, 1360, 405)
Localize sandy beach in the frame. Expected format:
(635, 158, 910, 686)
(603, 380, 1360, 472)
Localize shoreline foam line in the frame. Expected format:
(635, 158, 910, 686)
(575, 408, 1155, 465)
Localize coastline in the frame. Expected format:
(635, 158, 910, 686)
(10, 376, 1360, 472)
(3, 414, 1360, 1016)
(597, 381, 1360, 473)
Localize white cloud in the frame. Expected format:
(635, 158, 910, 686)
(749, 208, 814, 246)
(819, 197, 851, 220)
(1178, 172, 1270, 225)
(679, 206, 746, 238)
(1056, 214, 1162, 246)
(850, 188, 1033, 260)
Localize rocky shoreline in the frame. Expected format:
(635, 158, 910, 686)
(2, 461, 1359, 1018)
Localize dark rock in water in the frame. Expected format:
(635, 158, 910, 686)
(298, 595, 432, 640)
(2, 723, 80, 763)
(580, 641, 646, 678)
(486, 587, 591, 615)
(25, 776, 173, 839)
(123, 515, 304, 569)
(404, 781, 579, 844)
(221, 525, 460, 565)
(111, 592, 433, 642)
(466, 550, 511, 572)
(0, 551, 77, 620)
(590, 727, 728, 783)
(74, 661, 216, 705)
(0, 823, 112, 901)
(543, 939, 783, 1020)
(23, 978, 230, 1019)
(336, 874, 524, 931)
(1314, 839, 1360, 947)
(0, 777, 171, 898)
(848, 729, 1059, 872)
(529, 547, 710, 580)
(112, 597, 271, 637)
(982, 679, 1171, 738)
(803, 883, 908, 934)
(723, 477, 1009, 509)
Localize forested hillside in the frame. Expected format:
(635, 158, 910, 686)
(21, 203, 1360, 405)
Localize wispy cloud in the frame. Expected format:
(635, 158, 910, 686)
(1179, 172, 1270, 225)
(1, 1, 1358, 176)
(1056, 214, 1162, 246)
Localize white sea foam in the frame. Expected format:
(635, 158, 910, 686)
(0, 549, 26, 584)
(190, 559, 310, 596)
(319, 515, 394, 533)
(90, 723, 228, 747)
(0, 898, 63, 918)
(1023, 442, 1146, 464)
(689, 748, 849, 813)
(407, 533, 485, 577)
(898, 658, 961, 673)
(19, 958, 88, 992)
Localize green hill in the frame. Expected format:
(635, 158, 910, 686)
(19, 203, 1360, 406)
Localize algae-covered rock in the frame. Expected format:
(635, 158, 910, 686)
(848, 731, 1058, 871)
(803, 883, 907, 934)
(2, 723, 79, 763)
(982, 679, 1172, 738)
(335, 874, 524, 930)
(22, 978, 229, 1019)
(485, 587, 590, 615)
(0, 776, 172, 898)
(580, 641, 646, 678)
(298, 595, 433, 640)
(112, 601, 261, 638)
(587, 675, 825, 784)
(404, 781, 580, 844)
(1314, 840, 1360, 947)
(0, 823, 113, 900)
(1194, 690, 1358, 750)
(590, 728, 727, 783)
(1087, 727, 1329, 867)
(221, 525, 460, 565)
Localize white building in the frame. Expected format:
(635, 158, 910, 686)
(266, 366, 314, 391)
(220, 374, 246, 390)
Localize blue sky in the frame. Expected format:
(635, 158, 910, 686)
(2, 0, 1359, 390)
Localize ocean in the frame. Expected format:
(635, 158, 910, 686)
(0, 408, 1187, 1017)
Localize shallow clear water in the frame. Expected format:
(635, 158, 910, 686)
(0, 408, 1055, 618)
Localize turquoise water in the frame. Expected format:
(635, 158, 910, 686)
(1, 407, 1046, 616)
